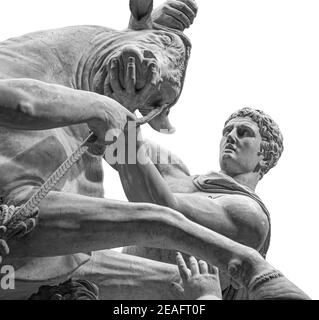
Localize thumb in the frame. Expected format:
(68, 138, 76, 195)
(0, 226, 7, 238)
(171, 282, 185, 299)
(0, 239, 10, 257)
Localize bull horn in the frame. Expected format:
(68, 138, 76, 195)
(129, 0, 153, 30)
(148, 109, 175, 134)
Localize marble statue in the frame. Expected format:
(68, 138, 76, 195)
(118, 106, 282, 299)
(0, 0, 310, 300)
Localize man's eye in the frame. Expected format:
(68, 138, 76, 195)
(238, 129, 250, 137)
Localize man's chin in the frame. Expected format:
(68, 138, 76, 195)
(220, 156, 240, 175)
(221, 152, 236, 161)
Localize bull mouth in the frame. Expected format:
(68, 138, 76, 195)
(136, 105, 166, 126)
(138, 104, 175, 134)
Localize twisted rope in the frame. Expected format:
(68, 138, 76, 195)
(3, 133, 94, 235)
(2, 106, 164, 238)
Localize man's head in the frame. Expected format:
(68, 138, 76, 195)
(219, 107, 284, 180)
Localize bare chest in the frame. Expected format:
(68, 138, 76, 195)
(167, 175, 226, 200)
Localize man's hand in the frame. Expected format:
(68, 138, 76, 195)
(105, 52, 162, 113)
(86, 97, 137, 157)
(152, 0, 198, 31)
(172, 252, 222, 300)
(0, 204, 39, 264)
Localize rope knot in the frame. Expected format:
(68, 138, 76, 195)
(0, 204, 39, 264)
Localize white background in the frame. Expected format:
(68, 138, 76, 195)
(0, 0, 318, 299)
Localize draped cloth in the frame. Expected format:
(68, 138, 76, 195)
(192, 171, 271, 300)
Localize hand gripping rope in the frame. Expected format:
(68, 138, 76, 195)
(2, 105, 166, 240)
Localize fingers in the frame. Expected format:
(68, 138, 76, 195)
(140, 61, 161, 100)
(176, 252, 191, 283)
(8, 205, 17, 222)
(6, 215, 38, 239)
(210, 265, 219, 276)
(105, 53, 143, 102)
(198, 260, 209, 274)
(0, 205, 39, 244)
(0, 206, 8, 226)
(104, 76, 113, 96)
(0, 226, 6, 238)
(17, 218, 36, 238)
(171, 1, 196, 24)
(0, 205, 20, 228)
(189, 256, 200, 275)
(160, 11, 184, 30)
(109, 58, 123, 93)
(0, 205, 15, 225)
(6, 221, 27, 239)
(177, 0, 198, 16)
(152, 0, 198, 30)
(30, 208, 39, 219)
(163, 4, 192, 28)
(0, 239, 9, 257)
(125, 57, 136, 95)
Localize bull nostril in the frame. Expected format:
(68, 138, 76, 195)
(143, 50, 156, 59)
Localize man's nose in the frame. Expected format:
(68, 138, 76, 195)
(226, 129, 236, 144)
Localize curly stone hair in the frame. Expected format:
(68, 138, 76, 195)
(225, 107, 284, 179)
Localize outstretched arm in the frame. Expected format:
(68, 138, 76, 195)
(107, 57, 269, 251)
(0, 78, 134, 154)
(115, 136, 182, 208)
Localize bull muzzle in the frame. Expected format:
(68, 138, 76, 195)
(147, 108, 175, 134)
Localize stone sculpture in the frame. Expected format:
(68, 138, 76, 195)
(119, 106, 282, 299)
(0, 0, 310, 300)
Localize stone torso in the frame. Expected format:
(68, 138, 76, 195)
(0, 26, 118, 284)
(0, 26, 115, 206)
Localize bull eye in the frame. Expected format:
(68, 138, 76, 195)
(161, 34, 173, 47)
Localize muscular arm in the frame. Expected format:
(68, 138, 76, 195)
(116, 139, 268, 250)
(0, 78, 132, 142)
(116, 138, 186, 208)
(176, 193, 269, 250)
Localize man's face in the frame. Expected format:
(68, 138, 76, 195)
(219, 117, 264, 177)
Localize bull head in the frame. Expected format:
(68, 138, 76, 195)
(123, 0, 195, 133)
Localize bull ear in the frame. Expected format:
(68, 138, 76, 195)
(129, 0, 153, 30)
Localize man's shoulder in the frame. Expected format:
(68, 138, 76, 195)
(215, 194, 269, 227)
(216, 193, 265, 212)
(215, 194, 270, 250)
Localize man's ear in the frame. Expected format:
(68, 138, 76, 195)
(255, 156, 268, 178)
(128, 0, 153, 30)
